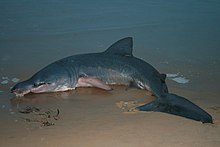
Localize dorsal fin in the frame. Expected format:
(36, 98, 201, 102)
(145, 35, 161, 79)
(104, 37, 133, 56)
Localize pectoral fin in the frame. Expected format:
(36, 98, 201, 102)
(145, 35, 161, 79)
(76, 76, 112, 90)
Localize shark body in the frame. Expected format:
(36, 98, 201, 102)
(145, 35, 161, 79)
(11, 37, 213, 123)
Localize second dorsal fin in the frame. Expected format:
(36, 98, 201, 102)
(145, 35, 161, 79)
(104, 37, 133, 56)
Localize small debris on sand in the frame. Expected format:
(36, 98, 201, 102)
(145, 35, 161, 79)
(116, 101, 138, 112)
(18, 106, 60, 127)
(19, 106, 40, 114)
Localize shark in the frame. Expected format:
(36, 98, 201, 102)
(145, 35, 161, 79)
(11, 37, 213, 123)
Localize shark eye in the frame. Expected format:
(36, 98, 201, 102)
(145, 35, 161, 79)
(33, 82, 45, 88)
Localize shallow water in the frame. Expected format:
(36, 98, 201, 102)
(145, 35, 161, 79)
(1, 0, 220, 146)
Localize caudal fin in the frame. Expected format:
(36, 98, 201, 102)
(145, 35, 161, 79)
(137, 93, 213, 123)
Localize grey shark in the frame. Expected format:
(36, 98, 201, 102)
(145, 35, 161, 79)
(11, 37, 213, 123)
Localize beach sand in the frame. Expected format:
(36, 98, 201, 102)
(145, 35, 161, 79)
(1, 0, 220, 146)
(1, 31, 220, 146)
(1, 32, 220, 147)
(0, 79, 220, 147)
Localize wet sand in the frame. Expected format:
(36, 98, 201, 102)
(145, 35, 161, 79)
(1, 32, 220, 147)
(1, 55, 220, 147)
(0, 84, 220, 147)
(1, 0, 220, 146)
(1, 31, 220, 146)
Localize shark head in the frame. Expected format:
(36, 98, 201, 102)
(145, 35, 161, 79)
(11, 63, 75, 97)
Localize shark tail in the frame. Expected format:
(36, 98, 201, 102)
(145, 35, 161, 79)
(137, 93, 213, 123)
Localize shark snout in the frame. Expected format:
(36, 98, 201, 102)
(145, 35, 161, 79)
(11, 80, 33, 96)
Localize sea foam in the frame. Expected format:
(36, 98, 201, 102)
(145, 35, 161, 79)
(166, 73, 189, 84)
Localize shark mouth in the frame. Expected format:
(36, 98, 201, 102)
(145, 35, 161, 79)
(13, 90, 31, 97)
(12, 83, 73, 97)
(12, 84, 49, 97)
(30, 84, 50, 93)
